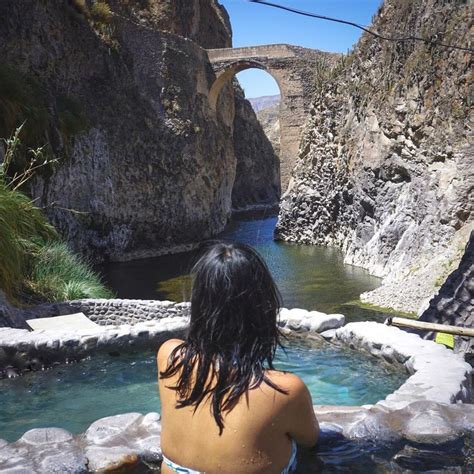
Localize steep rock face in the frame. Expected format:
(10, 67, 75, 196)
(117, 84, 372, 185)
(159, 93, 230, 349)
(0, 291, 18, 328)
(111, 0, 232, 48)
(232, 86, 280, 210)
(276, 0, 473, 313)
(256, 103, 281, 157)
(0, 0, 236, 261)
(419, 231, 473, 361)
(125, 0, 281, 213)
(248, 95, 281, 159)
(1, 0, 280, 261)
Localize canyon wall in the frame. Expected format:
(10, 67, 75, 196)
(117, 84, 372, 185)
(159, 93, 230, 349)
(256, 102, 281, 157)
(0, 0, 277, 261)
(232, 85, 280, 211)
(108, 0, 232, 48)
(276, 0, 473, 313)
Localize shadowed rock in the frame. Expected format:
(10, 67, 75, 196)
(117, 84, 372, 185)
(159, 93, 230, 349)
(419, 231, 474, 362)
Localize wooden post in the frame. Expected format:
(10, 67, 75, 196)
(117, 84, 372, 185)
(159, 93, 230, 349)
(385, 317, 474, 338)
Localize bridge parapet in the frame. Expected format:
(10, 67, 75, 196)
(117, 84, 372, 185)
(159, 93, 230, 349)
(207, 44, 296, 62)
(207, 43, 333, 64)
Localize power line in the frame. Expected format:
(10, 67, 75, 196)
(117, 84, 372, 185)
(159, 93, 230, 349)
(248, 0, 474, 54)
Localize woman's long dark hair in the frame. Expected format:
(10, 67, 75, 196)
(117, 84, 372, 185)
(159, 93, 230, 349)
(159, 242, 286, 433)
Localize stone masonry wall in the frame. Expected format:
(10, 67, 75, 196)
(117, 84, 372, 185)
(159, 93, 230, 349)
(0, 295, 190, 329)
(0, 320, 472, 472)
(37, 299, 191, 326)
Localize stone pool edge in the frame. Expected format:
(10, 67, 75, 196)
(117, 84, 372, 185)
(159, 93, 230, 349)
(314, 321, 473, 447)
(0, 301, 347, 379)
(0, 299, 473, 472)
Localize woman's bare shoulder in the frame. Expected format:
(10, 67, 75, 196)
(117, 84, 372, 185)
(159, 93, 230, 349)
(265, 370, 307, 394)
(157, 338, 184, 367)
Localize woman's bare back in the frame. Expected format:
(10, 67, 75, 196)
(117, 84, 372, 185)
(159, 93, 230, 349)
(158, 339, 319, 474)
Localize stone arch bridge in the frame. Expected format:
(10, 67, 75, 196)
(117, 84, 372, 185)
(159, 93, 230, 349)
(207, 44, 339, 191)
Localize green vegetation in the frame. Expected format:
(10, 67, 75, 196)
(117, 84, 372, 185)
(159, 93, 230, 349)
(90, 1, 112, 23)
(0, 65, 49, 154)
(29, 242, 114, 301)
(345, 299, 418, 319)
(68, 0, 117, 49)
(0, 182, 56, 298)
(1, 123, 57, 191)
(70, 0, 89, 17)
(313, 55, 347, 96)
(0, 126, 112, 302)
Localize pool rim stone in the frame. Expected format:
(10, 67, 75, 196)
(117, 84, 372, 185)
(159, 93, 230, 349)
(0, 298, 472, 472)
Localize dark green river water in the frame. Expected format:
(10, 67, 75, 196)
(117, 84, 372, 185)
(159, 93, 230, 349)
(101, 216, 394, 322)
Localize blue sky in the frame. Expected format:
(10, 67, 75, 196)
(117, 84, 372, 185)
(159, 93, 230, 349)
(219, 0, 383, 97)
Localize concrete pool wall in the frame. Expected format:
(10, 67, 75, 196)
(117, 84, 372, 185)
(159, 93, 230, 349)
(0, 299, 472, 472)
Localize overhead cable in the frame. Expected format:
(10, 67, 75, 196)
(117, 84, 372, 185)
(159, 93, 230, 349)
(248, 0, 474, 53)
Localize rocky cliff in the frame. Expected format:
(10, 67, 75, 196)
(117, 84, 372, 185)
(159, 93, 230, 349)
(419, 231, 473, 361)
(276, 0, 473, 313)
(232, 86, 280, 211)
(256, 102, 281, 157)
(109, 0, 232, 48)
(0, 0, 276, 261)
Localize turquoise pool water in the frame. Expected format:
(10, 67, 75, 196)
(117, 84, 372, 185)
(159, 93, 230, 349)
(0, 339, 406, 442)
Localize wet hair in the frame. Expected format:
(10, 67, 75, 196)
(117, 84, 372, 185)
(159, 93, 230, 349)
(159, 241, 286, 433)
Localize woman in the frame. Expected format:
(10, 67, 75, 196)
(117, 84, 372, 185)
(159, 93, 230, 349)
(157, 242, 319, 473)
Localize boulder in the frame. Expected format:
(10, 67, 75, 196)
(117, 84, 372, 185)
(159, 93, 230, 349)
(20, 428, 73, 446)
(85, 413, 142, 446)
(84, 446, 139, 472)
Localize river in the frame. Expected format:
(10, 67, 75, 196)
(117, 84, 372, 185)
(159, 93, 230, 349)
(101, 215, 396, 322)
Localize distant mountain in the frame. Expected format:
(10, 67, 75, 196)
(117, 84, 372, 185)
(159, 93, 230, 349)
(248, 94, 280, 112)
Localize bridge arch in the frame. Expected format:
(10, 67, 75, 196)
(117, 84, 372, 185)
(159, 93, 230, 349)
(207, 45, 338, 191)
(208, 60, 283, 112)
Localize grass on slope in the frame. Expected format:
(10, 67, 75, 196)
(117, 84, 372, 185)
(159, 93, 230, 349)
(29, 241, 114, 301)
(0, 182, 56, 297)
(0, 126, 112, 303)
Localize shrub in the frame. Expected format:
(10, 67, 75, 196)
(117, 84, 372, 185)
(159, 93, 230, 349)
(0, 125, 113, 302)
(0, 182, 56, 297)
(91, 2, 112, 23)
(28, 242, 114, 301)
